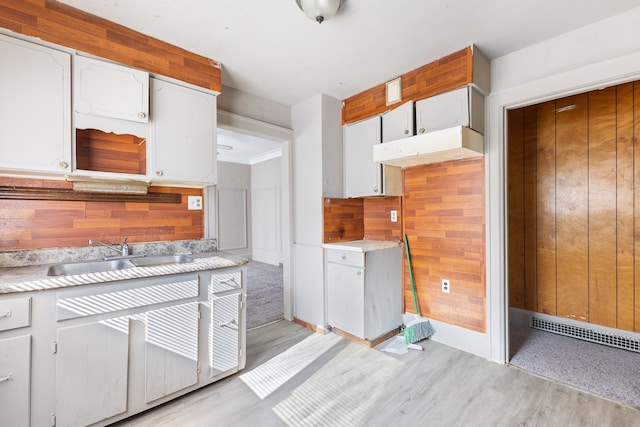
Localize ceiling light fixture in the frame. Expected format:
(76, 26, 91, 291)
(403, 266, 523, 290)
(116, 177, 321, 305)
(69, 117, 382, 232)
(296, 0, 344, 24)
(218, 144, 233, 150)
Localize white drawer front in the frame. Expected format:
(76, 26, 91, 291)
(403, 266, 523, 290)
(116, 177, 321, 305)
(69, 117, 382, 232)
(209, 271, 242, 294)
(0, 297, 31, 332)
(326, 250, 365, 268)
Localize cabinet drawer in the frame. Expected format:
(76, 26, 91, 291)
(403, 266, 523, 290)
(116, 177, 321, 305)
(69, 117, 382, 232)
(0, 297, 31, 332)
(210, 271, 242, 293)
(326, 250, 365, 268)
(57, 276, 199, 321)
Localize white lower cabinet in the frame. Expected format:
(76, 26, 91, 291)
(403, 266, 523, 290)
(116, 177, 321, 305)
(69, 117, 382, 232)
(56, 318, 130, 427)
(144, 302, 199, 403)
(209, 293, 241, 376)
(0, 335, 31, 427)
(208, 270, 244, 377)
(326, 246, 402, 342)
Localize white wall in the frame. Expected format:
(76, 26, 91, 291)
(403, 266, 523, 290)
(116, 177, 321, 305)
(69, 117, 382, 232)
(217, 85, 291, 129)
(291, 93, 343, 328)
(251, 156, 282, 265)
(485, 6, 640, 363)
(215, 161, 251, 257)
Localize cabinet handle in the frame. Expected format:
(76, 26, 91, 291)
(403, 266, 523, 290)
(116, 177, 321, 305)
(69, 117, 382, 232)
(58, 161, 69, 169)
(155, 170, 163, 177)
(0, 311, 11, 319)
(0, 373, 13, 383)
(341, 255, 346, 260)
(373, 186, 379, 193)
(219, 319, 237, 329)
(357, 271, 362, 276)
(418, 127, 425, 134)
(137, 112, 146, 119)
(220, 278, 239, 288)
(404, 129, 409, 135)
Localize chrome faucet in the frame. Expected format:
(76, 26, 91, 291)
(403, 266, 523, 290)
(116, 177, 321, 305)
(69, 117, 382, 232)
(89, 236, 129, 258)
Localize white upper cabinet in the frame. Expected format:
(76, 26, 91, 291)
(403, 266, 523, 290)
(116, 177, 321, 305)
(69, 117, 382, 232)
(344, 116, 401, 198)
(150, 78, 217, 184)
(0, 34, 71, 174)
(74, 55, 149, 123)
(415, 86, 484, 135)
(382, 100, 414, 142)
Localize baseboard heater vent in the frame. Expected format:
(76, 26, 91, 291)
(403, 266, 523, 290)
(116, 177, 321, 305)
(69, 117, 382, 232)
(530, 316, 640, 353)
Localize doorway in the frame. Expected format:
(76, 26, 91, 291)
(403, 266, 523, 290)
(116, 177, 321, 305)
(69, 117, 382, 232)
(504, 82, 640, 408)
(207, 111, 294, 324)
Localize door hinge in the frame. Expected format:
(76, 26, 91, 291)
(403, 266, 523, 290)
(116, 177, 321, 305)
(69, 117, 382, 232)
(50, 412, 56, 426)
(51, 341, 57, 355)
(240, 301, 244, 309)
(197, 364, 201, 374)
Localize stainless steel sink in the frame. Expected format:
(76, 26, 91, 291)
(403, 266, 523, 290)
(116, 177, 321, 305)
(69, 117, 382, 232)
(129, 254, 195, 268)
(47, 259, 135, 276)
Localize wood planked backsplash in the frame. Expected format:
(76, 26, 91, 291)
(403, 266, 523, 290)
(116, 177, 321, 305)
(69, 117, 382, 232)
(322, 197, 402, 243)
(403, 158, 486, 333)
(0, 177, 203, 250)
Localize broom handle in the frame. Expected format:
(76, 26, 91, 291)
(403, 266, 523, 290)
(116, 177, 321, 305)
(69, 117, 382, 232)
(404, 234, 420, 314)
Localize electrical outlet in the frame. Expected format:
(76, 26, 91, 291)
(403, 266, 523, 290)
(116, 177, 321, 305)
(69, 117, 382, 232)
(390, 210, 398, 222)
(442, 279, 450, 293)
(188, 195, 203, 210)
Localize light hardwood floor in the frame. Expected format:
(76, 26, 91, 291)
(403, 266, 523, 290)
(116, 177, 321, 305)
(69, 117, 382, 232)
(112, 320, 639, 427)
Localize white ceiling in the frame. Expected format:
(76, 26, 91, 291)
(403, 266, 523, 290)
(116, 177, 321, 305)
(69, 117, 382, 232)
(217, 128, 281, 165)
(58, 0, 640, 108)
(57, 0, 640, 163)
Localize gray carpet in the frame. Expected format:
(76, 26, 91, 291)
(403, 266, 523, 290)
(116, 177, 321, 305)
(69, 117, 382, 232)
(509, 322, 640, 408)
(246, 260, 284, 330)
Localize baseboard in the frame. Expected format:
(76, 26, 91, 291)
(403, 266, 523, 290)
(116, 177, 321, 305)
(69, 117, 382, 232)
(330, 327, 400, 348)
(293, 317, 325, 334)
(404, 313, 490, 359)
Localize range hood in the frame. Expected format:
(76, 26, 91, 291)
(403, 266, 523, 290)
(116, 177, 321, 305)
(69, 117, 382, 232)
(372, 126, 483, 168)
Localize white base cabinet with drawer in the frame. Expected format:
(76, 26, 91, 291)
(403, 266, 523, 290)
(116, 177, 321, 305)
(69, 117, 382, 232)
(325, 245, 402, 342)
(0, 264, 246, 427)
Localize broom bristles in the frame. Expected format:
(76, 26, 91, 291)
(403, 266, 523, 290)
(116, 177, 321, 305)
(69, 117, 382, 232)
(404, 320, 435, 344)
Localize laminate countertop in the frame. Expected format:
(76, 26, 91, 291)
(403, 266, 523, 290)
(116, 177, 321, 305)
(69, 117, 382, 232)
(322, 240, 401, 252)
(0, 252, 248, 294)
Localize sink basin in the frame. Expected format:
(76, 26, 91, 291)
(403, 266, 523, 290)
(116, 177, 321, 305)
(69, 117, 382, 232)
(130, 254, 195, 268)
(47, 259, 135, 276)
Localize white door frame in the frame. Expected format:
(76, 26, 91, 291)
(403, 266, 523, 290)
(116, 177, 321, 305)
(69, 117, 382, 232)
(216, 110, 294, 320)
(486, 51, 640, 363)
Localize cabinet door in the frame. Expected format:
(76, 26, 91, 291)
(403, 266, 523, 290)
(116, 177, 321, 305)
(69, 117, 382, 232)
(209, 293, 240, 377)
(0, 34, 71, 174)
(74, 55, 149, 123)
(151, 78, 217, 184)
(0, 335, 30, 427)
(344, 115, 381, 197)
(327, 262, 365, 338)
(145, 302, 199, 403)
(382, 100, 414, 142)
(56, 318, 129, 427)
(416, 87, 471, 134)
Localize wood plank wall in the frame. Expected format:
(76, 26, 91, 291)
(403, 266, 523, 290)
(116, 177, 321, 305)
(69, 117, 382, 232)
(323, 198, 364, 243)
(341, 47, 472, 125)
(403, 158, 486, 332)
(76, 129, 146, 175)
(0, 0, 221, 92)
(508, 81, 640, 333)
(322, 197, 402, 243)
(0, 177, 203, 250)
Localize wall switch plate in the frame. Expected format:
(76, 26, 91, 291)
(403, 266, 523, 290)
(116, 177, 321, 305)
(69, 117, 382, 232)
(390, 210, 398, 222)
(442, 279, 450, 293)
(188, 195, 203, 210)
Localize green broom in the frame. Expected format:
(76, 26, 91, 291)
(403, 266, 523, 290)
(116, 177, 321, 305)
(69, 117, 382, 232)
(403, 234, 435, 344)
